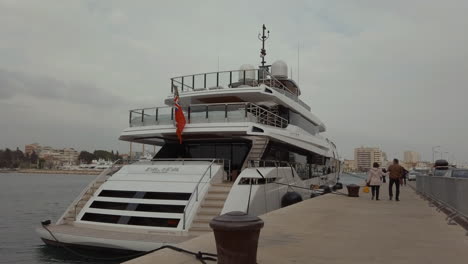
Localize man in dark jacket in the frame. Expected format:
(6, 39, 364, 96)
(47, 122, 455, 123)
(387, 159, 404, 201)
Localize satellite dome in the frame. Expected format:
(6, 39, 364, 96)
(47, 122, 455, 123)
(271, 60, 288, 79)
(238, 64, 256, 81)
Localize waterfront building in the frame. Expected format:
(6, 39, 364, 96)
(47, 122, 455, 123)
(24, 143, 40, 155)
(25, 143, 79, 166)
(404, 151, 420, 164)
(354, 147, 383, 171)
(343, 159, 356, 172)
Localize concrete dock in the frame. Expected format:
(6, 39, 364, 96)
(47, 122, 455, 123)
(124, 184, 468, 264)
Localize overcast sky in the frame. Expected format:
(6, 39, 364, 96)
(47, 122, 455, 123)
(1, 0, 467, 163)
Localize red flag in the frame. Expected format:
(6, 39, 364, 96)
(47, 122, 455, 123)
(174, 95, 186, 144)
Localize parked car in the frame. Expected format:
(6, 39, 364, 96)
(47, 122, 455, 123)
(432, 159, 451, 177)
(407, 171, 420, 181)
(446, 169, 468, 178)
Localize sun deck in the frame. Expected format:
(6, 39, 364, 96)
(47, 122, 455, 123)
(129, 102, 288, 129)
(170, 68, 311, 111)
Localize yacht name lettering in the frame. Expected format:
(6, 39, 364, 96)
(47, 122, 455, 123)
(145, 167, 179, 173)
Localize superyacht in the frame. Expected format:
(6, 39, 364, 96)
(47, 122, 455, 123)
(37, 25, 341, 253)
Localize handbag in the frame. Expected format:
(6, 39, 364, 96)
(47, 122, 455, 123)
(363, 186, 370, 193)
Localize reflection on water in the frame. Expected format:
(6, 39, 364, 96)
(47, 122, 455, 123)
(35, 245, 122, 264)
(339, 173, 367, 186)
(0, 173, 116, 264)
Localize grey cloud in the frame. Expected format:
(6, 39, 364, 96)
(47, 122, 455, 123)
(0, 69, 124, 107)
(0, 0, 468, 164)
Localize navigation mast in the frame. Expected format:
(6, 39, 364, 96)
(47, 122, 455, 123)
(258, 24, 270, 67)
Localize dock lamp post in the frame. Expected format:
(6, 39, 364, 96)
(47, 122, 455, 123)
(441, 151, 449, 161)
(432, 146, 440, 164)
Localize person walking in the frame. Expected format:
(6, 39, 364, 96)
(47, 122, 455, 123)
(381, 168, 387, 183)
(388, 159, 404, 201)
(367, 162, 383, 200)
(401, 168, 408, 186)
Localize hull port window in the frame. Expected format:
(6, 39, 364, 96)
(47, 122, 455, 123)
(81, 213, 180, 228)
(238, 177, 277, 185)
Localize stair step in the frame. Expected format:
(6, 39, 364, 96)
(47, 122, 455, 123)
(202, 200, 225, 207)
(191, 222, 210, 229)
(209, 186, 231, 191)
(201, 203, 224, 209)
(198, 207, 222, 215)
(189, 230, 211, 236)
(189, 226, 211, 232)
(211, 182, 233, 187)
(205, 195, 228, 201)
(193, 218, 212, 224)
(194, 214, 216, 221)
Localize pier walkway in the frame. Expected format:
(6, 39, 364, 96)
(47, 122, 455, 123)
(125, 184, 468, 264)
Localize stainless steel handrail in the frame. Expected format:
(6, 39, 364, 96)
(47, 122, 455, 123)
(72, 159, 123, 220)
(129, 102, 288, 129)
(182, 159, 219, 230)
(171, 68, 297, 97)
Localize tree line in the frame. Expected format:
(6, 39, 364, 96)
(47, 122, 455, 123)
(78, 150, 120, 164)
(0, 148, 121, 169)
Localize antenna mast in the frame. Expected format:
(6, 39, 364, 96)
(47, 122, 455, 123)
(258, 24, 270, 67)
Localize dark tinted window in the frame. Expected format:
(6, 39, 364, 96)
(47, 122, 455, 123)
(82, 213, 120, 223)
(434, 170, 448, 176)
(98, 190, 191, 200)
(81, 213, 180, 228)
(90, 201, 185, 213)
(262, 141, 332, 179)
(98, 190, 136, 198)
(143, 192, 191, 200)
(452, 170, 468, 178)
(128, 216, 179, 228)
(155, 141, 251, 172)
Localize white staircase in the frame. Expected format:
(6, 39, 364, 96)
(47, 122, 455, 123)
(61, 166, 121, 225)
(189, 183, 232, 235)
(245, 137, 269, 165)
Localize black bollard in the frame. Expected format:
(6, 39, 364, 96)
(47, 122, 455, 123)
(209, 211, 264, 264)
(346, 184, 360, 197)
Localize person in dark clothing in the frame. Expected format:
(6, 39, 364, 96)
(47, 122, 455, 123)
(387, 159, 404, 201)
(401, 168, 408, 186)
(381, 168, 387, 183)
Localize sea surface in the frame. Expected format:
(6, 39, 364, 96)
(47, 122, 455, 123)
(0, 172, 363, 264)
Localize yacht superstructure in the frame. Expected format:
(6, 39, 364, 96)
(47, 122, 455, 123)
(37, 25, 341, 253)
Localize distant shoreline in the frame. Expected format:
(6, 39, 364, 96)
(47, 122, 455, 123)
(0, 169, 101, 175)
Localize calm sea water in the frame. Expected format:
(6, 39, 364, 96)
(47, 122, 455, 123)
(0, 173, 121, 264)
(0, 172, 362, 264)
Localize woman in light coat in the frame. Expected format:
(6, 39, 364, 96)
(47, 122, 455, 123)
(367, 162, 383, 200)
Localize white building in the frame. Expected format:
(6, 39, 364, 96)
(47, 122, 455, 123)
(354, 147, 384, 171)
(404, 151, 420, 164)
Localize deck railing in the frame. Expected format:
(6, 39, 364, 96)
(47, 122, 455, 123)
(416, 175, 468, 227)
(170, 69, 311, 111)
(129, 102, 288, 129)
(171, 69, 294, 94)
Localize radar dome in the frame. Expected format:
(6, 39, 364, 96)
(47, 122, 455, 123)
(271, 60, 288, 79)
(238, 64, 256, 81)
